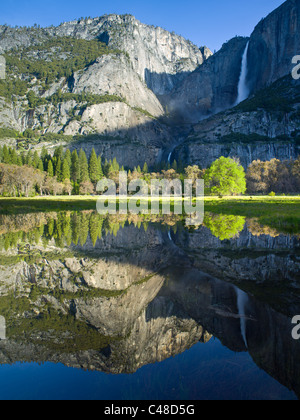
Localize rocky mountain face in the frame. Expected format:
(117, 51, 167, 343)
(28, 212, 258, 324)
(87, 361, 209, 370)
(50, 14, 211, 96)
(0, 1, 299, 168)
(0, 15, 212, 167)
(247, 0, 300, 93)
(167, 37, 249, 122)
(173, 75, 300, 168)
(167, 0, 300, 168)
(169, 0, 300, 122)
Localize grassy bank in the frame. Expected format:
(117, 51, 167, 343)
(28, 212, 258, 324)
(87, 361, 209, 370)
(0, 195, 299, 233)
(204, 196, 300, 233)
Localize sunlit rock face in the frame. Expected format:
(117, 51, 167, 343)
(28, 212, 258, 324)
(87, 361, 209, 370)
(0, 14, 211, 167)
(0, 3, 299, 169)
(0, 14, 210, 98)
(51, 14, 210, 96)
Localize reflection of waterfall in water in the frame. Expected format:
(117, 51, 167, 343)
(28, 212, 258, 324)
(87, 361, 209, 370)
(236, 42, 250, 105)
(235, 287, 248, 349)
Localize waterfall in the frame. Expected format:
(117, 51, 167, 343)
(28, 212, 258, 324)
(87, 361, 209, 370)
(235, 287, 248, 349)
(236, 42, 250, 105)
(168, 152, 172, 164)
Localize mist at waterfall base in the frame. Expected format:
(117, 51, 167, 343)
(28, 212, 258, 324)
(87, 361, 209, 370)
(236, 42, 250, 105)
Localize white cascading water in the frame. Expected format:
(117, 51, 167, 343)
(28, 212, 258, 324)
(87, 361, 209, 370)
(236, 42, 250, 105)
(235, 287, 249, 349)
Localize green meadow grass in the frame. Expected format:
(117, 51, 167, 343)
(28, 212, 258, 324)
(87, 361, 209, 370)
(0, 195, 299, 233)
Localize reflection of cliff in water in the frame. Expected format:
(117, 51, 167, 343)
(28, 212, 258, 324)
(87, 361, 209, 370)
(0, 213, 299, 397)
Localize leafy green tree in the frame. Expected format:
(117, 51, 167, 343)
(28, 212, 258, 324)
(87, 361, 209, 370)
(205, 157, 246, 196)
(204, 214, 246, 240)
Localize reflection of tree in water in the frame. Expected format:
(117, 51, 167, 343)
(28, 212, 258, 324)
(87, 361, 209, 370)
(0, 212, 162, 251)
(204, 213, 246, 240)
(0, 211, 248, 250)
(0, 211, 187, 252)
(0, 212, 106, 251)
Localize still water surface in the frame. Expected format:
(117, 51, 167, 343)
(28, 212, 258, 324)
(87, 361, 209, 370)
(0, 211, 299, 400)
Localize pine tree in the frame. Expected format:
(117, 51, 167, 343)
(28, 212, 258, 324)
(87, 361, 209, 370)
(142, 162, 148, 173)
(89, 148, 100, 183)
(41, 146, 48, 162)
(26, 151, 33, 167)
(17, 155, 23, 167)
(62, 158, 71, 181)
(54, 145, 64, 161)
(112, 157, 120, 172)
(64, 149, 72, 169)
(38, 159, 44, 172)
(108, 160, 114, 176)
(98, 156, 103, 178)
(47, 160, 54, 177)
(79, 149, 89, 182)
(33, 151, 40, 168)
(55, 157, 63, 181)
(71, 150, 80, 183)
(172, 160, 178, 172)
(2, 146, 10, 164)
(11, 149, 18, 165)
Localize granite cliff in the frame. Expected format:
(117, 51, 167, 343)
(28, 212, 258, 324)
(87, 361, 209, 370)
(0, 1, 299, 168)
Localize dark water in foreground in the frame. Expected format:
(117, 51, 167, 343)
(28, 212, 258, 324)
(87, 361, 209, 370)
(0, 211, 299, 400)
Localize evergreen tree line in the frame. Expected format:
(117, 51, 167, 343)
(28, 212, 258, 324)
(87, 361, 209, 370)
(0, 143, 299, 197)
(0, 144, 107, 195)
(0, 144, 185, 196)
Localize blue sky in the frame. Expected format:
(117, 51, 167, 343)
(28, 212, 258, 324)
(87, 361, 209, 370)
(0, 0, 285, 51)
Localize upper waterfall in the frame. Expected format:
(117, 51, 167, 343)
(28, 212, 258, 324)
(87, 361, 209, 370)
(236, 42, 250, 105)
